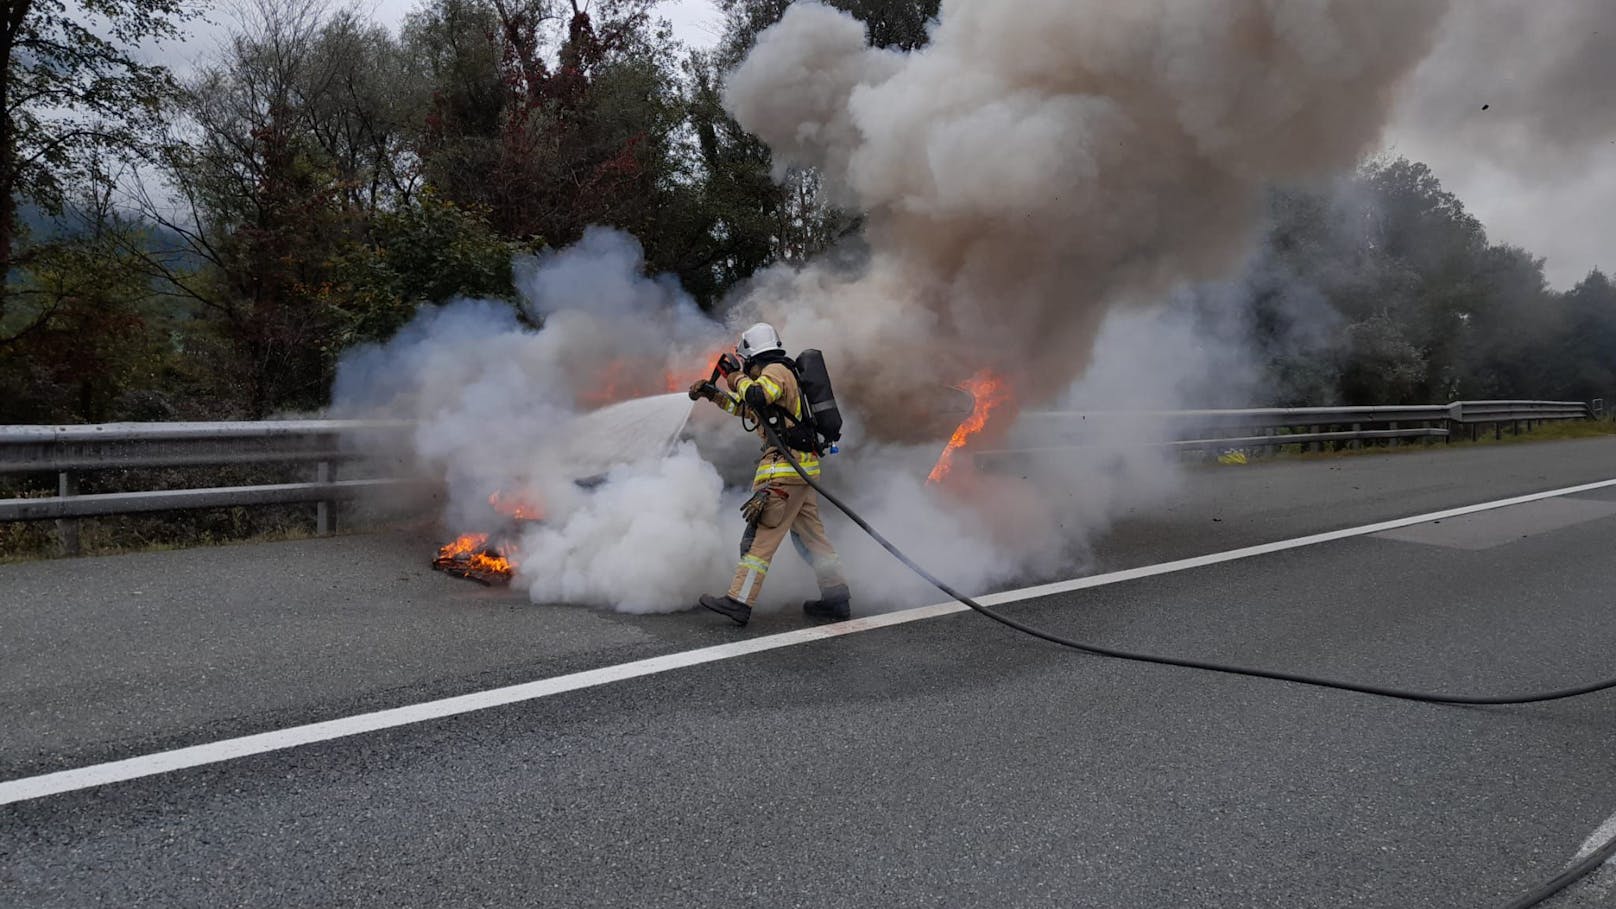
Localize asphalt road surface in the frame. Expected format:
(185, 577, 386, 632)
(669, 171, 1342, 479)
(5, 437, 1616, 907)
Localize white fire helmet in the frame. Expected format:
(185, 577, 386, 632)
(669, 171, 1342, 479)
(737, 322, 785, 363)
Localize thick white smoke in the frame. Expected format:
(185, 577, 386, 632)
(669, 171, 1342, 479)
(332, 230, 733, 612)
(334, 0, 1476, 616)
(330, 225, 1070, 612)
(517, 441, 732, 614)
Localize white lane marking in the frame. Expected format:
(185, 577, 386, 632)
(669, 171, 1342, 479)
(4, 476, 1616, 807)
(1575, 809, 1616, 862)
(1559, 808, 1616, 900)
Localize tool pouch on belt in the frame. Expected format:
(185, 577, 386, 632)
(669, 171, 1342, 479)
(740, 485, 789, 528)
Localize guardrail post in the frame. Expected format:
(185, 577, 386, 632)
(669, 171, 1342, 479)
(56, 471, 81, 556)
(1350, 423, 1361, 450)
(316, 461, 333, 536)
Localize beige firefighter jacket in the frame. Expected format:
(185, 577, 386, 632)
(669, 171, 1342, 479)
(716, 361, 822, 487)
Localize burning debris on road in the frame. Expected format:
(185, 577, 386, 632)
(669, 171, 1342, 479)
(433, 533, 517, 586)
(431, 493, 545, 586)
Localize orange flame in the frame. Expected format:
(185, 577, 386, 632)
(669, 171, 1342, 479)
(927, 370, 1012, 484)
(435, 531, 517, 581)
(468, 549, 515, 575)
(437, 533, 489, 560)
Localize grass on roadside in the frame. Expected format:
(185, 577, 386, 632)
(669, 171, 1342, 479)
(1465, 419, 1616, 444)
(0, 510, 335, 564)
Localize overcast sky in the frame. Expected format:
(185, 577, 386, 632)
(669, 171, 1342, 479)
(180, 0, 1611, 290)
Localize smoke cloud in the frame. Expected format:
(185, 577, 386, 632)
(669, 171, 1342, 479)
(332, 229, 733, 606)
(518, 441, 732, 614)
(723, 0, 1451, 424)
(335, 0, 1489, 616)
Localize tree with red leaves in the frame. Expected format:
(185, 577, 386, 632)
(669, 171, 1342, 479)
(408, 0, 680, 255)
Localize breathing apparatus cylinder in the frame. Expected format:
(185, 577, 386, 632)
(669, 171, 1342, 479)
(793, 349, 843, 454)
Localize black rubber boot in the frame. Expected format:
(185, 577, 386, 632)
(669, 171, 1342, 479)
(803, 588, 852, 622)
(699, 594, 752, 627)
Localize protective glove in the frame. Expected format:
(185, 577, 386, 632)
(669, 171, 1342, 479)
(740, 487, 773, 526)
(688, 379, 714, 401)
(716, 352, 743, 378)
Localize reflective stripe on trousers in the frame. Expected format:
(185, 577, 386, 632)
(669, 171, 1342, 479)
(736, 554, 769, 603)
(727, 484, 847, 606)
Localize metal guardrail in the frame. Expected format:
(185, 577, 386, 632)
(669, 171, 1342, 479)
(980, 427, 1454, 458)
(0, 401, 1595, 553)
(0, 420, 419, 553)
(1029, 404, 1452, 426)
(0, 420, 413, 471)
(1450, 401, 1592, 423)
(983, 400, 1593, 456)
(0, 480, 408, 521)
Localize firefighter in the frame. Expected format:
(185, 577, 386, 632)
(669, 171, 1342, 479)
(688, 323, 852, 627)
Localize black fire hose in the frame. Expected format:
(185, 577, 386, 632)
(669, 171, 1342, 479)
(756, 424, 1616, 907)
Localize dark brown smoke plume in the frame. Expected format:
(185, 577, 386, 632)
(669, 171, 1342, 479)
(724, 0, 1452, 439)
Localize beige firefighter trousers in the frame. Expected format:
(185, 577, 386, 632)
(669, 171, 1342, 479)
(727, 482, 848, 606)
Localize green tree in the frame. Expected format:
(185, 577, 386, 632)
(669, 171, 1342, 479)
(1338, 313, 1427, 404)
(1200, 159, 1578, 407)
(0, 175, 173, 423)
(1354, 157, 1490, 400)
(0, 0, 192, 337)
(298, 10, 420, 214)
(1550, 271, 1616, 401)
(321, 192, 519, 352)
(131, 0, 376, 416)
(1454, 244, 1559, 400)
